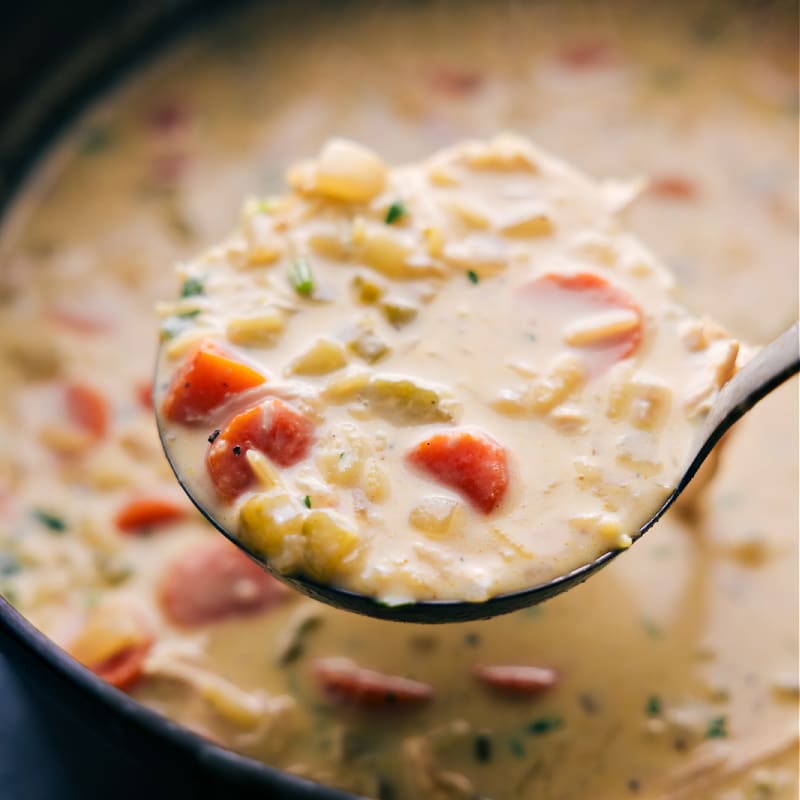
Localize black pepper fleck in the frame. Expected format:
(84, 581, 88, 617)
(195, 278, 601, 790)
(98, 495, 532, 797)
(473, 733, 492, 763)
(232, 445, 242, 456)
(208, 429, 221, 443)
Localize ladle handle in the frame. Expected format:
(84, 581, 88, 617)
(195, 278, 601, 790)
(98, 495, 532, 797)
(678, 322, 799, 496)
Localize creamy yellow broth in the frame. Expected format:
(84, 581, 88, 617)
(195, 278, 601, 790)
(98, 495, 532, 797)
(156, 134, 742, 603)
(0, 2, 797, 798)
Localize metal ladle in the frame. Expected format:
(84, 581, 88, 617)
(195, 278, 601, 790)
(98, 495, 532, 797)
(156, 322, 798, 623)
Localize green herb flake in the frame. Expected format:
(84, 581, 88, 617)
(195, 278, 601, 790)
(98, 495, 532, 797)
(179, 308, 202, 319)
(288, 258, 314, 297)
(80, 127, 113, 154)
(705, 716, 727, 739)
(509, 736, 526, 758)
(467, 269, 480, 285)
(180, 276, 205, 298)
(642, 619, 662, 639)
(526, 715, 563, 736)
(0, 554, 21, 577)
(33, 509, 67, 533)
(1, 588, 18, 606)
(384, 201, 405, 225)
(473, 733, 492, 763)
(303, 495, 312, 509)
(256, 197, 278, 213)
(645, 694, 662, 717)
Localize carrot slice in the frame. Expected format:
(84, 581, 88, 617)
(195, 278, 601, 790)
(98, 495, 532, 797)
(65, 382, 109, 439)
(206, 398, 315, 501)
(114, 497, 188, 533)
(158, 538, 290, 627)
(90, 639, 153, 690)
(162, 340, 266, 425)
(523, 272, 644, 364)
(314, 657, 434, 709)
(647, 174, 697, 201)
(407, 430, 509, 514)
(136, 381, 153, 412)
(473, 664, 558, 696)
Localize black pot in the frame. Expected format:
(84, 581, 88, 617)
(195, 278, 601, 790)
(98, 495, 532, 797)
(0, 2, 353, 797)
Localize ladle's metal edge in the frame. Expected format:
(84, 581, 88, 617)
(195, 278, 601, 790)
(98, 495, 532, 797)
(155, 322, 799, 624)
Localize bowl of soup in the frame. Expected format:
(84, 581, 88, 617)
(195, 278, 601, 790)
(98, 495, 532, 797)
(0, 1, 797, 798)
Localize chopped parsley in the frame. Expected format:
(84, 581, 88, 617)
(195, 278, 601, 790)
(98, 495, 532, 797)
(33, 509, 67, 533)
(473, 733, 492, 763)
(303, 495, 312, 509)
(384, 201, 405, 225)
(526, 715, 563, 736)
(509, 737, 526, 758)
(256, 197, 278, 213)
(645, 695, 662, 717)
(180, 276, 205, 298)
(467, 269, 480, 285)
(80, 127, 113, 154)
(642, 619, 662, 639)
(179, 308, 202, 319)
(288, 258, 314, 297)
(0, 554, 21, 577)
(705, 716, 727, 739)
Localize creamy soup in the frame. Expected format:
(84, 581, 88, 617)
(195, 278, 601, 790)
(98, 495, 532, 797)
(0, 2, 797, 799)
(156, 134, 743, 604)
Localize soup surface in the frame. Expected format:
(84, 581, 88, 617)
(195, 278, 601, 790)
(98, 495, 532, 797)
(0, 2, 797, 799)
(157, 133, 742, 604)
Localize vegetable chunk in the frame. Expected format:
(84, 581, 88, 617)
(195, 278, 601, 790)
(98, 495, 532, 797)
(162, 340, 266, 424)
(159, 538, 290, 627)
(114, 497, 188, 533)
(407, 430, 509, 514)
(207, 398, 315, 500)
(314, 657, 434, 709)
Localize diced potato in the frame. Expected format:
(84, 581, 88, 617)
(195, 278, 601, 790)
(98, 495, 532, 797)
(615, 432, 663, 476)
(462, 134, 539, 173)
(684, 339, 739, 418)
(564, 309, 640, 347)
(348, 329, 390, 364)
(361, 458, 389, 503)
(381, 296, 419, 328)
(288, 338, 348, 376)
(226, 308, 287, 347)
(364, 376, 460, 425)
(409, 496, 465, 537)
(350, 273, 385, 304)
(569, 511, 631, 549)
(69, 603, 148, 667)
(442, 234, 509, 277)
(530, 353, 585, 413)
(423, 226, 444, 258)
(308, 229, 350, 261)
(312, 139, 387, 202)
(39, 424, 94, 456)
(322, 369, 370, 403)
(447, 198, 490, 229)
(549, 404, 588, 434)
(628, 380, 672, 431)
(359, 228, 413, 279)
(239, 491, 306, 568)
(316, 423, 369, 486)
(242, 213, 283, 266)
(498, 204, 553, 237)
(427, 162, 460, 187)
(164, 327, 211, 360)
(302, 509, 361, 580)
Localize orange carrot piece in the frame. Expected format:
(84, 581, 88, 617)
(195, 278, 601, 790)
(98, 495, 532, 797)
(136, 381, 153, 412)
(89, 638, 153, 690)
(162, 340, 266, 425)
(206, 398, 315, 501)
(407, 430, 509, 514)
(65, 382, 109, 439)
(524, 272, 644, 362)
(114, 497, 188, 533)
(647, 174, 697, 201)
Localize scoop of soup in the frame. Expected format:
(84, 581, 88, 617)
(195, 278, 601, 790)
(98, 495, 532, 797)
(156, 134, 742, 604)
